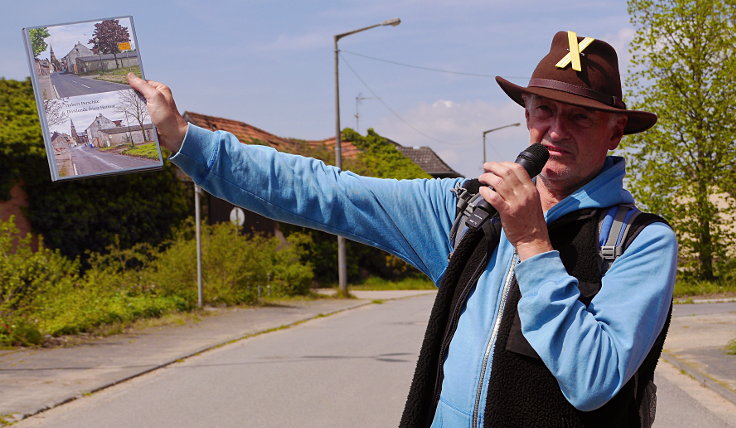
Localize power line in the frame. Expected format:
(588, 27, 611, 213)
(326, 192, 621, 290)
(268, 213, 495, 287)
(339, 53, 506, 161)
(340, 54, 453, 146)
(341, 49, 530, 81)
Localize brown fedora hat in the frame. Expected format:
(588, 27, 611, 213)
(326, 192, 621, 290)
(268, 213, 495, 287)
(496, 31, 657, 134)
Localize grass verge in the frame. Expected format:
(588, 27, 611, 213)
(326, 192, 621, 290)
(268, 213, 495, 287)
(673, 277, 736, 300)
(349, 276, 436, 290)
(122, 142, 161, 159)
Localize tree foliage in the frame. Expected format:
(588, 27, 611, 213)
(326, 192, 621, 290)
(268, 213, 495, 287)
(342, 128, 432, 180)
(28, 27, 50, 59)
(0, 78, 192, 265)
(623, 0, 736, 279)
(89, 19, 131, 67)
(0, 78, 45, 198)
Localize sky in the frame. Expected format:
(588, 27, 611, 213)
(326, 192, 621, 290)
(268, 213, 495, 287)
(4, 0, 637, 178)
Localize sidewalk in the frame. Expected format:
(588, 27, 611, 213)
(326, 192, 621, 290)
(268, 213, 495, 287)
(661, 301, 736, 405)
(0, 291, 733, 424)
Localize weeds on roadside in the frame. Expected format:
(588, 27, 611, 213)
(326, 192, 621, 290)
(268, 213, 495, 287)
(0, 217, 313, 347)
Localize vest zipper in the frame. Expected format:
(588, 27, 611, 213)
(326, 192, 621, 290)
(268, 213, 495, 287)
(472, 252, 518, 427)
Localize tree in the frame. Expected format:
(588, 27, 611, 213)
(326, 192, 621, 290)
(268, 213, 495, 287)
(624, 0, 736, 280)
(117, 89, 150, 147)
(88, 19, 130, 69)
(28, 27, 50, 59)
(43, 99, 69, 127)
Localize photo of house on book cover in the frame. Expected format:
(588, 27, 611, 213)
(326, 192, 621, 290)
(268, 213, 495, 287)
(23, 16, 163, 181)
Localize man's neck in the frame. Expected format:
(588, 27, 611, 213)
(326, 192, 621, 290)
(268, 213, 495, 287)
(537, 178, 570, 212)
(536, 167, 604, 212)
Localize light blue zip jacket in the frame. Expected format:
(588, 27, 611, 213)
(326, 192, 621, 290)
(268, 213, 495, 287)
(171, 124, 677, 427)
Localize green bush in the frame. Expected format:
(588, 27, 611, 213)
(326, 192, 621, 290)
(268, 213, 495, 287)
(0, 216, 313, 345)
(0, 216, 79, 344)
(147, 221, 313, 306)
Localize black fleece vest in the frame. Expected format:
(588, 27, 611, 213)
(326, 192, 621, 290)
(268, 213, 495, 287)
(400, 208, 671, 428)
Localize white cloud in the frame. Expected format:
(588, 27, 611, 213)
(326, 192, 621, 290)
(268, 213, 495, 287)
(374, 99, 530, 178)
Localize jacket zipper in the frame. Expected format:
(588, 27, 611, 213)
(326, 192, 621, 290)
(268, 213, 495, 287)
(430, 252, 490, 416)
(472, 252, 518, 427)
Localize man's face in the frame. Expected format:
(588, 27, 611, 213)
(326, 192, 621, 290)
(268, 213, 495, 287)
(524, 96, 626, 192)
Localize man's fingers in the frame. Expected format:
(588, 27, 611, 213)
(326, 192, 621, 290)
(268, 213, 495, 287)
(126, 72, 159, 99)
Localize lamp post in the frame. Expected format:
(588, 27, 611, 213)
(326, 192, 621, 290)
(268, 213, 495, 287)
(334, 18, 400, 296)
(482, 122, 521, 164)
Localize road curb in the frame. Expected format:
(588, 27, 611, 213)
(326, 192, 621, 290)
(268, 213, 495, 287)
(661, 351, 736, 406)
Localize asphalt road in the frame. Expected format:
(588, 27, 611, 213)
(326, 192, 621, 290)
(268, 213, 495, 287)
(15, 295, 736, 428)
(69, 145, 159, 176)
(50, 72, 129, 98)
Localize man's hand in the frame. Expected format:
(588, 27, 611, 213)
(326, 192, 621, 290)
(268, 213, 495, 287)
(127, 73, 188, 153)
(478, 161, 553, 260)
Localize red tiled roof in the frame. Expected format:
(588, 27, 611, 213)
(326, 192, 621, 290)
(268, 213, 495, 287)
(181, 111, 460, 177)
(308, 137, 361, 159)
(183, 111, 360, 158)
(184, 112, 297, 151)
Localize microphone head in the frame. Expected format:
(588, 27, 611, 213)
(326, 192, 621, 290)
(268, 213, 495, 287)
(514, 144, 550, 178)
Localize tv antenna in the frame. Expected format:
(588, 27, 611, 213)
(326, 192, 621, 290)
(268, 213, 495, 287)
(355, 93, 380, 133)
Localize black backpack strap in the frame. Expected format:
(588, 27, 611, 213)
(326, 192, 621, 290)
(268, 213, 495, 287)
(449, 179, 483, 257)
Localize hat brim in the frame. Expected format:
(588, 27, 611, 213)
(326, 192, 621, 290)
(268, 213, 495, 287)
(496, 76, 657, 134)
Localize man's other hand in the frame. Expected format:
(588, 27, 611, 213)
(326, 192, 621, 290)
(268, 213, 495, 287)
(127, 73, 188, 153)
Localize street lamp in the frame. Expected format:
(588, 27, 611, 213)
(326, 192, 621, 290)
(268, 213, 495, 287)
(334, 18, 401, 296)
(482, 122, 521, 164)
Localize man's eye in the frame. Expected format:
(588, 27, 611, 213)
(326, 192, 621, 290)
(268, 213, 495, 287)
(574, 114, 594, 124)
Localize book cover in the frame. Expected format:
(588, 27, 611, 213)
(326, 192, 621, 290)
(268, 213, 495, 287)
(22, 16, 163, 181)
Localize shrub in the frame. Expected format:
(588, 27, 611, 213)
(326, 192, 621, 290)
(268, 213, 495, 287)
(146, 221, 314, 306)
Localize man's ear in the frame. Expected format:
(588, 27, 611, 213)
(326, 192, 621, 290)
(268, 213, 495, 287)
(608, 115, 628, 150)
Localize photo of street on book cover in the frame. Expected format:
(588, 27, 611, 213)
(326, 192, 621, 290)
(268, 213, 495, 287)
(22, 16, 163, 181)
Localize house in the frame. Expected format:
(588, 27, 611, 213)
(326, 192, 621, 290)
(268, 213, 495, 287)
(75, 51, 140, 74)
(391, 144, 462, 179)
(85, 114, 155, 147)
(1, 110, 462, 248)
(61, 42, 94, 74)
(98, 124, 156, 146)
(182, 111, 462, 237)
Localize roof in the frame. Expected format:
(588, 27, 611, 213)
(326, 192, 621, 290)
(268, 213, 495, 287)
(182, 111, 460, 178)
(308, 137, 361, 159)
(184, 112, 296, 151)
(391, 143, 463, 178)
(183, 111, 360, 158)
(99, 124, 154, 135)
(76, 51, 139, 62)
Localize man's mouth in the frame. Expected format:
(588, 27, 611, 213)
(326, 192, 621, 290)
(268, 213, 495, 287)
(543, 143, 570, 156)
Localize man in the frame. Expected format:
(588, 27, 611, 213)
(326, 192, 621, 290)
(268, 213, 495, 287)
(129, 31, 676, 427)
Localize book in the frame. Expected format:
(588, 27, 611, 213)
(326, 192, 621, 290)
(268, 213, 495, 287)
(22, 16, 163, 181)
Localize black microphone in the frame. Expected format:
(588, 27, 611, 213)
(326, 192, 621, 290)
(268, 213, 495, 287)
(465, 144, 550, 229)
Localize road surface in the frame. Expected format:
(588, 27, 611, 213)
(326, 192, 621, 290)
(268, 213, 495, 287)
(51, 72, 129, 98)
(68, 145, 158, 176)
(15, 295, 736, 427)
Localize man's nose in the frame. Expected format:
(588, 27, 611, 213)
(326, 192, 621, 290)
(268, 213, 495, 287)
(548, 114, 571, 140)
